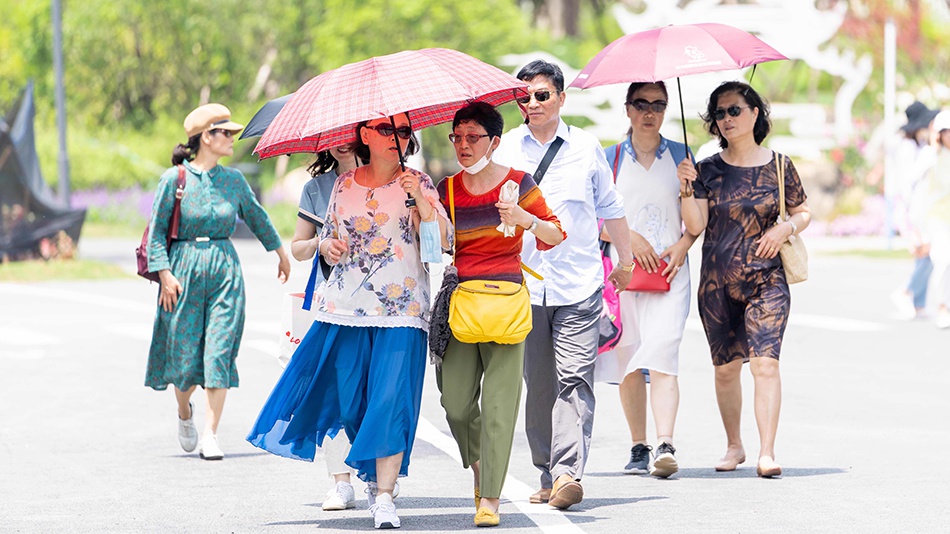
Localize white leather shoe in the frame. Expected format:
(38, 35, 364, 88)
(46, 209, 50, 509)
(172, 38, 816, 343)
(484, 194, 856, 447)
(198, 433, 224, 460)
(177, 402, 198, 453)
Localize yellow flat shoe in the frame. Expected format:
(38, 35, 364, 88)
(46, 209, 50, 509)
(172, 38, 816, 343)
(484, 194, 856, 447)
(474, 507, 500, 527)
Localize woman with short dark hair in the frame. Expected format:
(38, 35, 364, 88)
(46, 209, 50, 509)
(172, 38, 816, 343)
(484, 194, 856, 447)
(436, 101, 564, 527)
(683, 81, 811, 477)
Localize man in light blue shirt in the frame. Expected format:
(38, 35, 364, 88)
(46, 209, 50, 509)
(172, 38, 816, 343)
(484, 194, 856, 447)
(493, 59, 634, 509)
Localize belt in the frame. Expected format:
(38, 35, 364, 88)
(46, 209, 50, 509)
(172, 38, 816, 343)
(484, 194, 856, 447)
(173, 237, 228, 242)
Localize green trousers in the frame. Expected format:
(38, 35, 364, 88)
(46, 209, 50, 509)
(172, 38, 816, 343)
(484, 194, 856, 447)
(436, 338, 525, 499)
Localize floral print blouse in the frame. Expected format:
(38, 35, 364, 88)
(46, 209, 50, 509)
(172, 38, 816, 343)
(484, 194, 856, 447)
(314, 167, 448, 331)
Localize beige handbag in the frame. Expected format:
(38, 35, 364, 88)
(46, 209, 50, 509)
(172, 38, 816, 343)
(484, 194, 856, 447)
(775, 152, 808, 284)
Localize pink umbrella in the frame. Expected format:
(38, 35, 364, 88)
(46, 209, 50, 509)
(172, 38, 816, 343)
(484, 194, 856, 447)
(569, 23, 787, 149)
(254, 48, 529, 161)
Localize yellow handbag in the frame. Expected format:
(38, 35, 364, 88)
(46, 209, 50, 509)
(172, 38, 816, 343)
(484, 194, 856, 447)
(448, 279, 532, 344)
(445, 175, 537, 345)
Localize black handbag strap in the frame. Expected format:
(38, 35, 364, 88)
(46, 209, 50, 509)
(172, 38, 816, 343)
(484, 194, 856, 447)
(533, 136, 564, 185)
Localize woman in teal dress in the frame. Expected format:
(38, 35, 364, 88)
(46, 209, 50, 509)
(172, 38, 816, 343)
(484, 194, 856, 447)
(146, 103, 291, 460)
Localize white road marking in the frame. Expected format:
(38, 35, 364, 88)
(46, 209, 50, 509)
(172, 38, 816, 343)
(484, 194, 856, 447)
(0, 325, 61, 346)
(0, 283, 153, 314)
(415, 417, 585, 533)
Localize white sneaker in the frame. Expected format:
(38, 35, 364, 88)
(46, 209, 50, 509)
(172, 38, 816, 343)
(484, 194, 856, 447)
(936, 310, 950, 329)
(198, 433, 224, 460)
(323, 481, 356, 511)
(177, 402, 198, 453)
(890, 290, 917, 320)
(369, 494, 400, 529)
(365, 481, 400, 508)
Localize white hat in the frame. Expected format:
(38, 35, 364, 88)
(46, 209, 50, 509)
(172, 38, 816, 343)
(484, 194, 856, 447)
(933, 110, 950, 133)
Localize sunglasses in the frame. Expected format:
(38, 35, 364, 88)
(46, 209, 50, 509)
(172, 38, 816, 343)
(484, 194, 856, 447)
(364, 124, 413, 140)
(626, 99, 668, 113)
(449, 133, 490, 145)
(515, 90, 556, 105)
(713, 105, 750, 121)
(210, 129, 234, 138)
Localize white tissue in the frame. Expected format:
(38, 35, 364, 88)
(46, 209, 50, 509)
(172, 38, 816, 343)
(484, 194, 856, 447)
(496, 180, 520, 237)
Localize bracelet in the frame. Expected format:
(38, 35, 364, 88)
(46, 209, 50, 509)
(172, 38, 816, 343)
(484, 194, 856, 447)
(787, 219, 798, 235)
(618, 262, 634, 272)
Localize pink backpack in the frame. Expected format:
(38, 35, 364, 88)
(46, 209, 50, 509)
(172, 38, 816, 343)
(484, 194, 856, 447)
(598, 239, 623, 354)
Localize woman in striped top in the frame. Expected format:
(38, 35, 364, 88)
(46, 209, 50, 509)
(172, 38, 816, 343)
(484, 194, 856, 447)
(436, 102, 565, 527)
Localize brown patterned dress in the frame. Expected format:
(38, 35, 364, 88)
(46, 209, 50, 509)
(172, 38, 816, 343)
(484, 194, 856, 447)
(693, 152, 807, 366)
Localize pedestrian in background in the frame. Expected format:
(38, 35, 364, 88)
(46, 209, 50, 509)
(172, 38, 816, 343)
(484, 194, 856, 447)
(598, 81, 703, 479)
(685, 81, 811, 477)
(891, 101, 939, 319)
(146, 103, 290, 461)
(920, 110, 950, 329)
(247, 112, 450, 530)
(437, 102, 565, 527)
(493, 59, 634, 509)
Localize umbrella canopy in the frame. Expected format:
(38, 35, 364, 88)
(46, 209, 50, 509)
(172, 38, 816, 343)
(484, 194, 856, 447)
(239, 93, 294, 139)
(570, 23, 787, 89)
(254, 48, 529, 159)
(568, 22, 787, 170)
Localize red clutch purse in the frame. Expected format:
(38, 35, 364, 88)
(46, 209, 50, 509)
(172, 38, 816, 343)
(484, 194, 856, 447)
(626, 259, 671, 293)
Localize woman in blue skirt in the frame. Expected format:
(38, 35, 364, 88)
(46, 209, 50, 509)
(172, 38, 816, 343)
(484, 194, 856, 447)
(248, 113, 450, 530)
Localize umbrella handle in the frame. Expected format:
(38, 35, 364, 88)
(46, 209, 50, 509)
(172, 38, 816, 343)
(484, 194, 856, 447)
(388, 116, 415, 208)
(676, 78, 693, 197)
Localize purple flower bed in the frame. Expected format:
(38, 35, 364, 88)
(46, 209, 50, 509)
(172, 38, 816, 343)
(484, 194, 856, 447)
(71, 188, 155, 222)
(828, 194, 885, 236)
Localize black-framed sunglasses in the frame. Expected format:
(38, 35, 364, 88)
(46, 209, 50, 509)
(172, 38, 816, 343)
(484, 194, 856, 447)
(713, 105, 749, 121)
(448, 133, 490, 145)
(211, 129, 234, 138)
(515, 90, 556, 105)
(364, 123, 413, 140)
(626, 99, 668, 113)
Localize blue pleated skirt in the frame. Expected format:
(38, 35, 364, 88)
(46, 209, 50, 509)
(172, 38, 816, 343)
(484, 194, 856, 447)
(247, 320, 427, 482)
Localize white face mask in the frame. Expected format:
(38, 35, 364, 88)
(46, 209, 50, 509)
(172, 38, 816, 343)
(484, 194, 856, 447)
(458, 153, 491, 174)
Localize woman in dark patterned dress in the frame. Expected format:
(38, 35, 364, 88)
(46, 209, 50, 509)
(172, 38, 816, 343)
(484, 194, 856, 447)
(677, 82, 811, 478)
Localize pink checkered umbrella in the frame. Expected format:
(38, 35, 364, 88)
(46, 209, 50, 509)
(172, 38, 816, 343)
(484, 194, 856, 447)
(569, 23, 787, 155)
(254, 48, 529, 160)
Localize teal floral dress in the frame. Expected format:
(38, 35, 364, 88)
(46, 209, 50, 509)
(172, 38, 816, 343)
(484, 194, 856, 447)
(146, 161, 282, 391)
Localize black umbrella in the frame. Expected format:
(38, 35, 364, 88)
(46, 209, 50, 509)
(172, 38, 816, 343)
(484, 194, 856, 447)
(239, 93, 294, 139)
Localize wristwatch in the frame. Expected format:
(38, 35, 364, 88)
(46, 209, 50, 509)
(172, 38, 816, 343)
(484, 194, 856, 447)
(527, 216, 539, 233)
(619, 261, 634, 272)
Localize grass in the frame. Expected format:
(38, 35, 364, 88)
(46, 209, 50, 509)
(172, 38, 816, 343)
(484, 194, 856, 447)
(81, 221, 146, 238)
(820, 248, 912, 260)
(0, 258, 132, 282)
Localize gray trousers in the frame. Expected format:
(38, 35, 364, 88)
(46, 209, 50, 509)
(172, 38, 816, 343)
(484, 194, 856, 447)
(523, 288, 602, 488)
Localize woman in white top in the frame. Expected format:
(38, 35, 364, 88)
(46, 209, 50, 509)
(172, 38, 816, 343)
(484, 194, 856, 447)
(599, 81, 704, 478)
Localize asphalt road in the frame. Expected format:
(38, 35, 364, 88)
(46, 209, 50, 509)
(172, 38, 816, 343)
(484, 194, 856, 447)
(1, 236, 948, 533)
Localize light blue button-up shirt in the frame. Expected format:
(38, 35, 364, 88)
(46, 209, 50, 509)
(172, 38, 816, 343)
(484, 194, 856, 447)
(494, 119, 626, 306)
